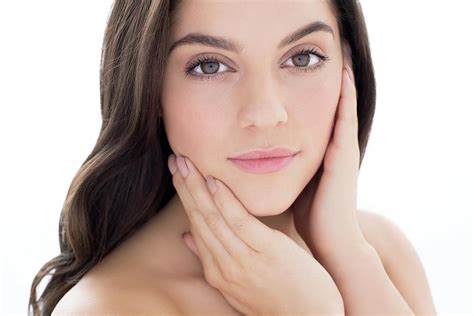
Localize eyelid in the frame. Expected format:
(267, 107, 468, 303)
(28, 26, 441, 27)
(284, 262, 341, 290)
(184, 52, 237, 71)
(280, 44, 327, 64)
(185, 45, 326, 68)
(184, 45, 329, 80)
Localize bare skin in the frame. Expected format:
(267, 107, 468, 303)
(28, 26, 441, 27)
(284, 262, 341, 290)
(53, 193, 322, 315)
(52, 193, 357, 315)
(53, 0, 437, 314)
(53, 196, 435, 315)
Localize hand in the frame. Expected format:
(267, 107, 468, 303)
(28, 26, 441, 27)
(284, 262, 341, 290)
(292, 56, 369, 261)
(168, 155, 344, 315)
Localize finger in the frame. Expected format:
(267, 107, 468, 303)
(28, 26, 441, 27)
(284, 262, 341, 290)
(168, 154, 220, 273)
(187, 230, 249, 309)
(336, 65, 358, 146)
(328, 65, 360, 168)
(185, 225, 229, 289)
(342, 40, 353, 70)
(318, 66, 360, 211)
(173, 155, 232, 267)
(209, 175, 276, 253)
(181, 231, 198, 256)
(182, 230, 251, 313)
(182, 156, 255, 260)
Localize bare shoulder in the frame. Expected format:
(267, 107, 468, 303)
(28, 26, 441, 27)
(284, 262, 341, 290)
(356, 209, 397, 262)
(52, 274, 182, 315)
(356, 209, 437, 315)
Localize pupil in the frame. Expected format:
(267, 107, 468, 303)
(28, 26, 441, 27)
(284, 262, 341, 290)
(201, 61, 219, 74)
(292, 54, 309, 67)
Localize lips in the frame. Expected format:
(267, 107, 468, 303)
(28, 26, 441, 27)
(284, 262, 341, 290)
(229, 147, 298, 160)
(227, 147, 299, 174)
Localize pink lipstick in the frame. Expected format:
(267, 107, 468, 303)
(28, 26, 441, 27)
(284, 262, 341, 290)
(228, 147, 298, 174)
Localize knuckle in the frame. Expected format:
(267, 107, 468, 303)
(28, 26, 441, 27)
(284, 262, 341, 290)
(329, 139, 344, 154)
(221, 263, 241, 283)
(184, 180, 199, 195)
(212, 193, 225, 210)
(172, 173, 184, 187)
(203, 211, 222, 230)
(204, 268, 221, 287)
(192, 190, 207, 207)
(230, 216, 247, 234)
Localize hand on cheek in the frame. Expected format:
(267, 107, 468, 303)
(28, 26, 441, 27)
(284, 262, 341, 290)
(167, 155, 344, 314)
(293, 60, 369, 260)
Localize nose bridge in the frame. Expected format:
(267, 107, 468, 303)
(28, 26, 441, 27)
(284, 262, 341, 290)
(238, 67, 288, 129)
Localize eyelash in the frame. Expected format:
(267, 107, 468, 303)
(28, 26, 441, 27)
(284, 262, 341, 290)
(183, 47, 330, 81)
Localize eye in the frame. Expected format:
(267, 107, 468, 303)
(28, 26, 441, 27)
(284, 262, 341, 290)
(183, 48, 330, 81)
(184, 55, 233, 81)
(281, 47, 330, 73)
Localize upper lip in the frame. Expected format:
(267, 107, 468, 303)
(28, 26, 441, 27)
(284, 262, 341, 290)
(229, 147, 299, 160)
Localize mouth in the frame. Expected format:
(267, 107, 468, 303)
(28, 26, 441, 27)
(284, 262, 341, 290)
(229, 147, 298, 160)
(227, 152, 299, 174)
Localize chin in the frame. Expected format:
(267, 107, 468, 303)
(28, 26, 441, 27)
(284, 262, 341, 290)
(238, 191, 296, 217)
(222, 172, 304, 217)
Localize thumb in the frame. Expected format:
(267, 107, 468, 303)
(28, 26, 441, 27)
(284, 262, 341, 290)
(181, 231, 199, 257)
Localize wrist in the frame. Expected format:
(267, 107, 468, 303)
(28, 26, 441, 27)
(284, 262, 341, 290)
(308, 223, 371, 259)
(317, 242, 414, 316)
(319, 240, 381, 274)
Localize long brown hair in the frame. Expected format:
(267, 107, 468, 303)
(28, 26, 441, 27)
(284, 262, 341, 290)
(29, 0, 375, 314)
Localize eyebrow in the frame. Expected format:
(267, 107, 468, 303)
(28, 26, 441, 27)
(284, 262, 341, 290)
(167, 20, 334, 55)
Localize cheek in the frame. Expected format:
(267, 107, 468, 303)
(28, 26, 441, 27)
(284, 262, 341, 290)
(286, 73, 341, 168)
(161, 72, 230, 163)
(289, 73, 340, 132)
(163, 99, 222, 154)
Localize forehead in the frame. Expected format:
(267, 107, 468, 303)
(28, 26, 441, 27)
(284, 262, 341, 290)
(169, 0, 338, 52)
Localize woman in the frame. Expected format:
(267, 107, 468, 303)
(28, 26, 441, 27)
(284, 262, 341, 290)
(30, 0, 437, 315)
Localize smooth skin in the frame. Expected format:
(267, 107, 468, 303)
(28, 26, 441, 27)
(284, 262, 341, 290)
(51, 63, 437, 313)
(291, 42, 367, 258)
(51, 1, 437, 314)
(170, 153, 343, 315)
(169, 63, 358, 315)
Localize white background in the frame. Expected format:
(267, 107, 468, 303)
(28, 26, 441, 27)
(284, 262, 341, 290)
(1, 1, 473, 315)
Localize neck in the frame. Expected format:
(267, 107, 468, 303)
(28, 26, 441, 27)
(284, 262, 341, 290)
(144, 193, 311, 279)
(164, 193, 298, 238)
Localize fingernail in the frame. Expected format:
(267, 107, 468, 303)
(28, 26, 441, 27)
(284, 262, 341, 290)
(345, 65, 354, 82)
(206, 175, 217, 194)
(184, 157, 194, 172)
(176, 155, 189, 177)
(168, 154, 177, 175)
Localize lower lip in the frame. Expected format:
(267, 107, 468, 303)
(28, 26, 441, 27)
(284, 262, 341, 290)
(228, 153, 297, 174)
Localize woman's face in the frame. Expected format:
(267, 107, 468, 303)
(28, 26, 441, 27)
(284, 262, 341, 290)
(161, 0, 344, 216)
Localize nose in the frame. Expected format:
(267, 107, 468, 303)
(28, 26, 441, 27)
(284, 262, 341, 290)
(238, 72, 288, 129)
